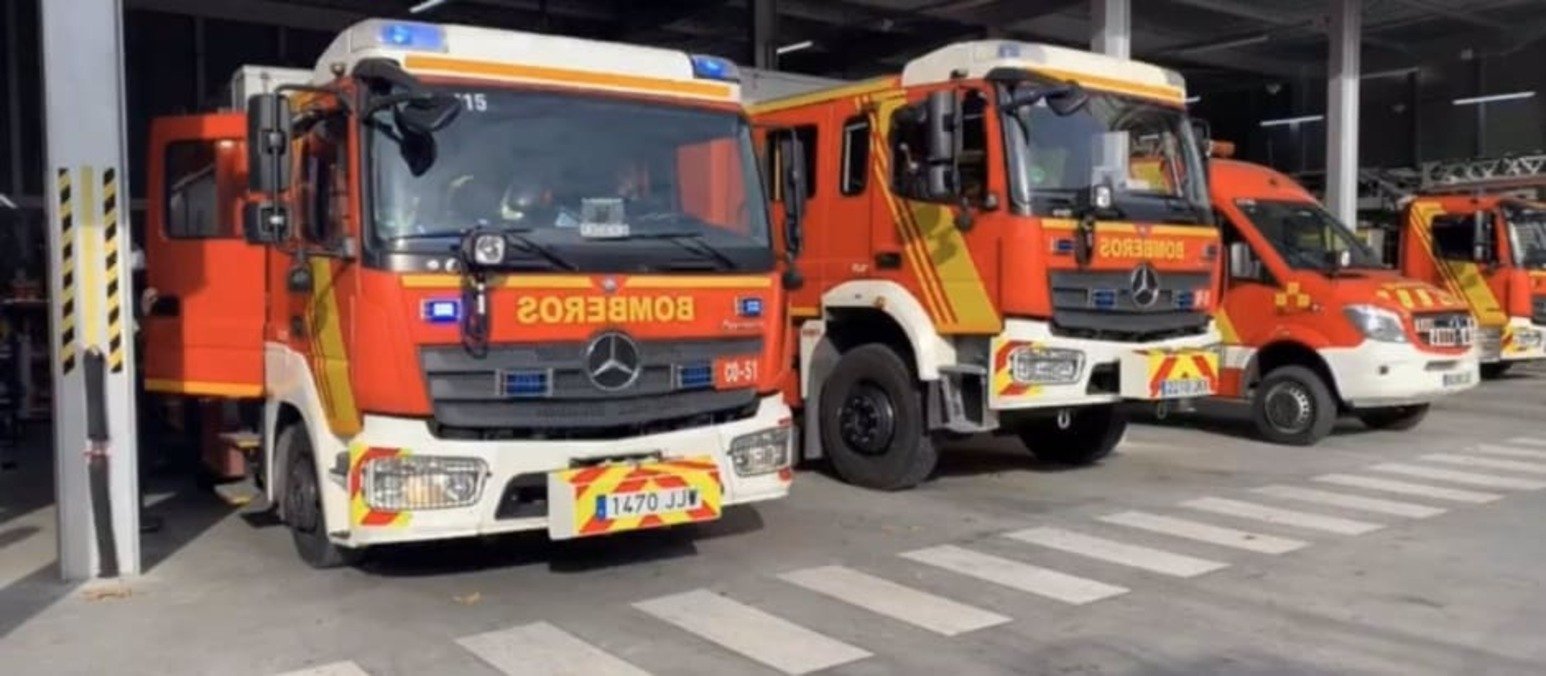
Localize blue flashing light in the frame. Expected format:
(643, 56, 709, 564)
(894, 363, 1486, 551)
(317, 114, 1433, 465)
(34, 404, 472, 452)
(677, 363, 714, 390)
(996, 42, 1023, 59)
(1091, 289, 1118, 310)
(690, 54, 741, 82)
(503, 370, 550, 398)
(1175, 291, 1196, 309)
(422, 299, 461, 324)
(1053, 238, 1075, 254)
(738, 296, 764, 318)
(379, 22, 446, 51)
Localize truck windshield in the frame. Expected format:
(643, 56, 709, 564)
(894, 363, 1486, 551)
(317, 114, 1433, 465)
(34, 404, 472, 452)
(1236, 199, 1383, 271)
(1005, 86, 1208, 225)
(368, 87, 771, 265)
(1507, 212, 1546, 269)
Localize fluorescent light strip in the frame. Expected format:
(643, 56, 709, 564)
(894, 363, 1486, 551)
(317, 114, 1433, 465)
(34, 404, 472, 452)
(1259, 114, 1324, 128)
(1185, 95, 1201, 104)
(410, 0, 453, 14)
(776, 40, 815, 55)
(1452, 91, 1536, 106)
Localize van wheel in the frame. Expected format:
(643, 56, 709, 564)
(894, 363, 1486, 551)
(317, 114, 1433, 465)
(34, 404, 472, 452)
(280, 425, 360, 569)
(1252, 365, 1337, 446)
(1357, 404, 1430, 431)
(818, 344, 937, 490)
(1016, 405, 1126, 465)
(1480, 362, 1512, 379)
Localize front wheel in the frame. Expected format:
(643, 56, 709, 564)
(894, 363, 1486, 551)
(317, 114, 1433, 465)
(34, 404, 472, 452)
(280, 425, 360, 569)
(1480, 362, 1512, 379)
(1251, 365, 1337, 446)
(1016, 405, 1126, 466)
(817, 344, 937, 490)
(1357, 404, 1430, 431)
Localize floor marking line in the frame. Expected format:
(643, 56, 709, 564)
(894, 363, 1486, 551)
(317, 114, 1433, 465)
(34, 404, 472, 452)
(779, 565, 1009, 636)
(1181, 497, 1384, 535)
(1002, 526, 1228, 578)
(274, 662, 372, 676)
(1251, 485, 1447, 518)
(1368, 463, 1546, 490)
(900, 544, 1129, 605)
(633, 589, 871, 675)
(1472, 443, 1546, 460)
(457, 621, 651, 676)
(1420, 453, 1546, 475)
(1097, 511, 1306, 554)
(1313, 474, 1502, 504)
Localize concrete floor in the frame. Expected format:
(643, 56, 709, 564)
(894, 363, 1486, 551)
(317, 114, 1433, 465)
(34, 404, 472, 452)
(3, 368, 1546, 675)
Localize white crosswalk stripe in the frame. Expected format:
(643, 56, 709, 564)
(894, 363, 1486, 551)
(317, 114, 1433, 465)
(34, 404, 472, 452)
(1097, 511, 1306, 554)
(1420, 453, 1546, 475)
(779, 565, 1009, 636)
(633, 589, 871, 675)
(900, 545, 1129, 605)
(1313, 473, 1502, 504)
(275, 661, 372, 676)
(1181, 497, 1383, 535)
(1251, 485, 1446, 518)
(1505, 436, 1546, 448)
(1368, 463, 1546, 490)
(457, 622, 650, 676)
(1003, 526, 1227, 578)
(1472, 443, 1546, 460)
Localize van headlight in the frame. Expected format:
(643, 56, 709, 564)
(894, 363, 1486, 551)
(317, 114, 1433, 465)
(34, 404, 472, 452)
(728, 426, 791, 476)
(1343, 305, 1407, 343)
(1010, 346, 1084, 384)
(363, 456, 487, 510)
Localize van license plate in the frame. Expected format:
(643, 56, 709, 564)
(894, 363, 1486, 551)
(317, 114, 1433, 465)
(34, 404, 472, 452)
(1443, 371, 1473, 387)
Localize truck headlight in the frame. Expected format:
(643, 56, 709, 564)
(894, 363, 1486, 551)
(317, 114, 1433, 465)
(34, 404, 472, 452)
(1010, 346, 1084, 385)
(1515, 328, 1544, 349)
(728, 426, 791, 477)
(363, 456, 487, 510)
(1343, 304, 1407, 343)
(472, 233, 505, 266)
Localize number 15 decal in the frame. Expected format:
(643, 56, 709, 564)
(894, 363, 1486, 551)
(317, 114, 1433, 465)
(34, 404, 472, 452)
(714, 356, 758, 389)
(453, 92, 487, 112)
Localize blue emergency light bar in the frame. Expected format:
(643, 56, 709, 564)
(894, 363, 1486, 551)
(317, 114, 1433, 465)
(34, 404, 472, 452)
(379, 22, 447, 51)
(1175, 291, 1196, 309)
(677, 363, 714, 390)
(738, 296, 764, 318)
(1091, 289, 1118, 310)
(690, 54, 741, 82)
(503, 370, 551, 397)
(421, 299, 461, 324)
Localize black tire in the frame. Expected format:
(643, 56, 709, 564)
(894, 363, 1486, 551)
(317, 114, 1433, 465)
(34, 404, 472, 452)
(817, 344, 937, 490)
(1481, 362, 1512, 379)
(1251, 365, 1337, 446)
(280, 425, 359, 569)
(1016, 404, 1126, 465)
(1357, 404, 1430, 431)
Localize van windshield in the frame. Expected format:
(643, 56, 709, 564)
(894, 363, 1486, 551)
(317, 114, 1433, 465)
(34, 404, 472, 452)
(1235, 199, 1384, 270)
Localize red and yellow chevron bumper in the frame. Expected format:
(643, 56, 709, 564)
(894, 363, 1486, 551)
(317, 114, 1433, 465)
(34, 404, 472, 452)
(1119, 348, 1219, 400)
(548, 456, 724, 540)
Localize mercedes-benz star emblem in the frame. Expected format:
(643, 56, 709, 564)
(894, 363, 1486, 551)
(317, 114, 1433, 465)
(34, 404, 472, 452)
(585, 332, 641, 391)
(1130, 263, 1162, 308)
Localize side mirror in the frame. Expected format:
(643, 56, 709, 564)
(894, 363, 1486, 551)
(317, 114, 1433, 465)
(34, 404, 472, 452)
(924, 89, 960, 201)
(246, 93, 293, 194)
(241, 202, 290, 244)
(1228, 241, 1255, 279)
(1473, 210, 1495, 262)
(393, 95, 462, 135)
(1046, 83, 1090, 116)
(1189, 118, 1213, 160)
(1338, 248, 1353, 269)
(779, 135, 807, 256)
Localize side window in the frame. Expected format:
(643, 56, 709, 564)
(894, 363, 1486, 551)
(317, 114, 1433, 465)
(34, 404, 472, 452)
(299, 117, 349, 244)
(1431, 214, 1476, 260)
(1219, 213, 1267, 283)
(765, 125, 817, 202)
(164, 141, 231, 239)
(959, 90, 988, 202)
(839, 115, 870, 196)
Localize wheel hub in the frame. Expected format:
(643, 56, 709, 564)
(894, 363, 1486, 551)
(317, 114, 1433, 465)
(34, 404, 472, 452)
(838, 383, 897, 456)
(1264, 382, 1313, 433)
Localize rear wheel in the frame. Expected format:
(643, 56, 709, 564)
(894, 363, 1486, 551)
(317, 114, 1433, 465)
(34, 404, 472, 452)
(1357, 404, 1430, 431)
(1251, 365, 1337, 446)
(1016, 405, 1126, 466)
(818, 344, 937, 490)
(280, 425, 359, 569)
(1481, 362, 1512, 379)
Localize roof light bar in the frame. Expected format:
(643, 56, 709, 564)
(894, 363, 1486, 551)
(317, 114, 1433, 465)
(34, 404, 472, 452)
(689, 54, 741, 82)
(376, 21, 448, 51)
(1259, 114, 1324, 128)
(1452, 91, 1536, 106)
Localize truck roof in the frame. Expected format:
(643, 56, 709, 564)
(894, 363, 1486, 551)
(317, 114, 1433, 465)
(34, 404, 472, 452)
(1209, 158, 1317, 204)
(902, 41, 1186, 105)
(311, 19, 741, 104)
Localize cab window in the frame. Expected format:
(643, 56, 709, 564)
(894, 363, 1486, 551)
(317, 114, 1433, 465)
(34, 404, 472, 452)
(1431, 214, 1478, 261)
(165, 141, 234, 239)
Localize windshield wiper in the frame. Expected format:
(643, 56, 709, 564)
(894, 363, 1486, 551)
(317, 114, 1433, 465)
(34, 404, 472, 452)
(628, 230, 738, 271)
(504, 229, 578, 271)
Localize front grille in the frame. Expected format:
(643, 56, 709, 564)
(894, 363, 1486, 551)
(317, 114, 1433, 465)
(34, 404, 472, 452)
(1533, 295, 1546, 326)
(1049, 270, 1212, 342)
(1413, 311, 1474, 349)
(421, 338, 762, 439)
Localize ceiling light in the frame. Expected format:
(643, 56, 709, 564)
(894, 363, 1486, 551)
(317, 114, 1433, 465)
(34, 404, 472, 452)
(776, 40, 814, 56)
(1259, 114, 1324, 128)
(409, 0, 453, 14)
(1185, 95, 1200, 104)
(1452, 91, 1536, 106)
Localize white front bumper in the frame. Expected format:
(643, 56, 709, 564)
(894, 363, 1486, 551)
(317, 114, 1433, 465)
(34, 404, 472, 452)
(322, 395, 793, 547)
(1488, 318, 1546, 363)
(989, 318, 1220, 410)
(1322, 341, 1479, 409)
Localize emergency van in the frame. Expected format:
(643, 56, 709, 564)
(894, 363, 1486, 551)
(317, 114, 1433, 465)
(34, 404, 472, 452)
(141, 20, 799, 566)
(1398, 193, 1546, 378)
(753, 42, 1222, 490)
(1211, 160, 1478, 445)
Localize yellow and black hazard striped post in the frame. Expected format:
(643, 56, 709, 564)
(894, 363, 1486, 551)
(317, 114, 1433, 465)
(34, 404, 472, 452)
(102, 168, 126, 373)
(57, 168, 78, 375)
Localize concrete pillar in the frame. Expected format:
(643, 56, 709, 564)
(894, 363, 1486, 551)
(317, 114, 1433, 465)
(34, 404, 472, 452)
(1091, 0, 1131, 59)
(41, 0, 140, 579)
(1325, 0, 1361, 228)
(750, 0, 778, 69)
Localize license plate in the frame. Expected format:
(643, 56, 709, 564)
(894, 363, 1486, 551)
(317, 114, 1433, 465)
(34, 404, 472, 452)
(1159, 378, 1213, 398)
(597, 487, 702, 520)
(1443, 371, 1473, 387)
(1121, 348, 1220, 400)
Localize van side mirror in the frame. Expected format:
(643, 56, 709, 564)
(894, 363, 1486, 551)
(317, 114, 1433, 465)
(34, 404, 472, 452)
(246, 93, 292, 194)
(1228, 241, 1256, 280)
(1189, 117, 1213, 161)
(924, 89, 960, 201)
(1472, 210, 1495, 262)
(779, 134, 807, 256)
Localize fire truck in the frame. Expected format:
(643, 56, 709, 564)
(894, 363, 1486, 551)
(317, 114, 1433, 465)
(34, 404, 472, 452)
(1398, 188, 1546, 378)
(141, 20, 799, 567)
(1210, 159, 1478, 445)
(753, 42, 1222, 490)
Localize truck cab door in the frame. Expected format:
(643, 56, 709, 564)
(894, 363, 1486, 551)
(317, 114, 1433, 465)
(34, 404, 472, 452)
(142, 114, 267, 397)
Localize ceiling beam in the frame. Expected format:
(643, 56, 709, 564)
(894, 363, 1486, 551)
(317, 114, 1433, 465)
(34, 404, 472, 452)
(1383, 0, 1512, 32)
